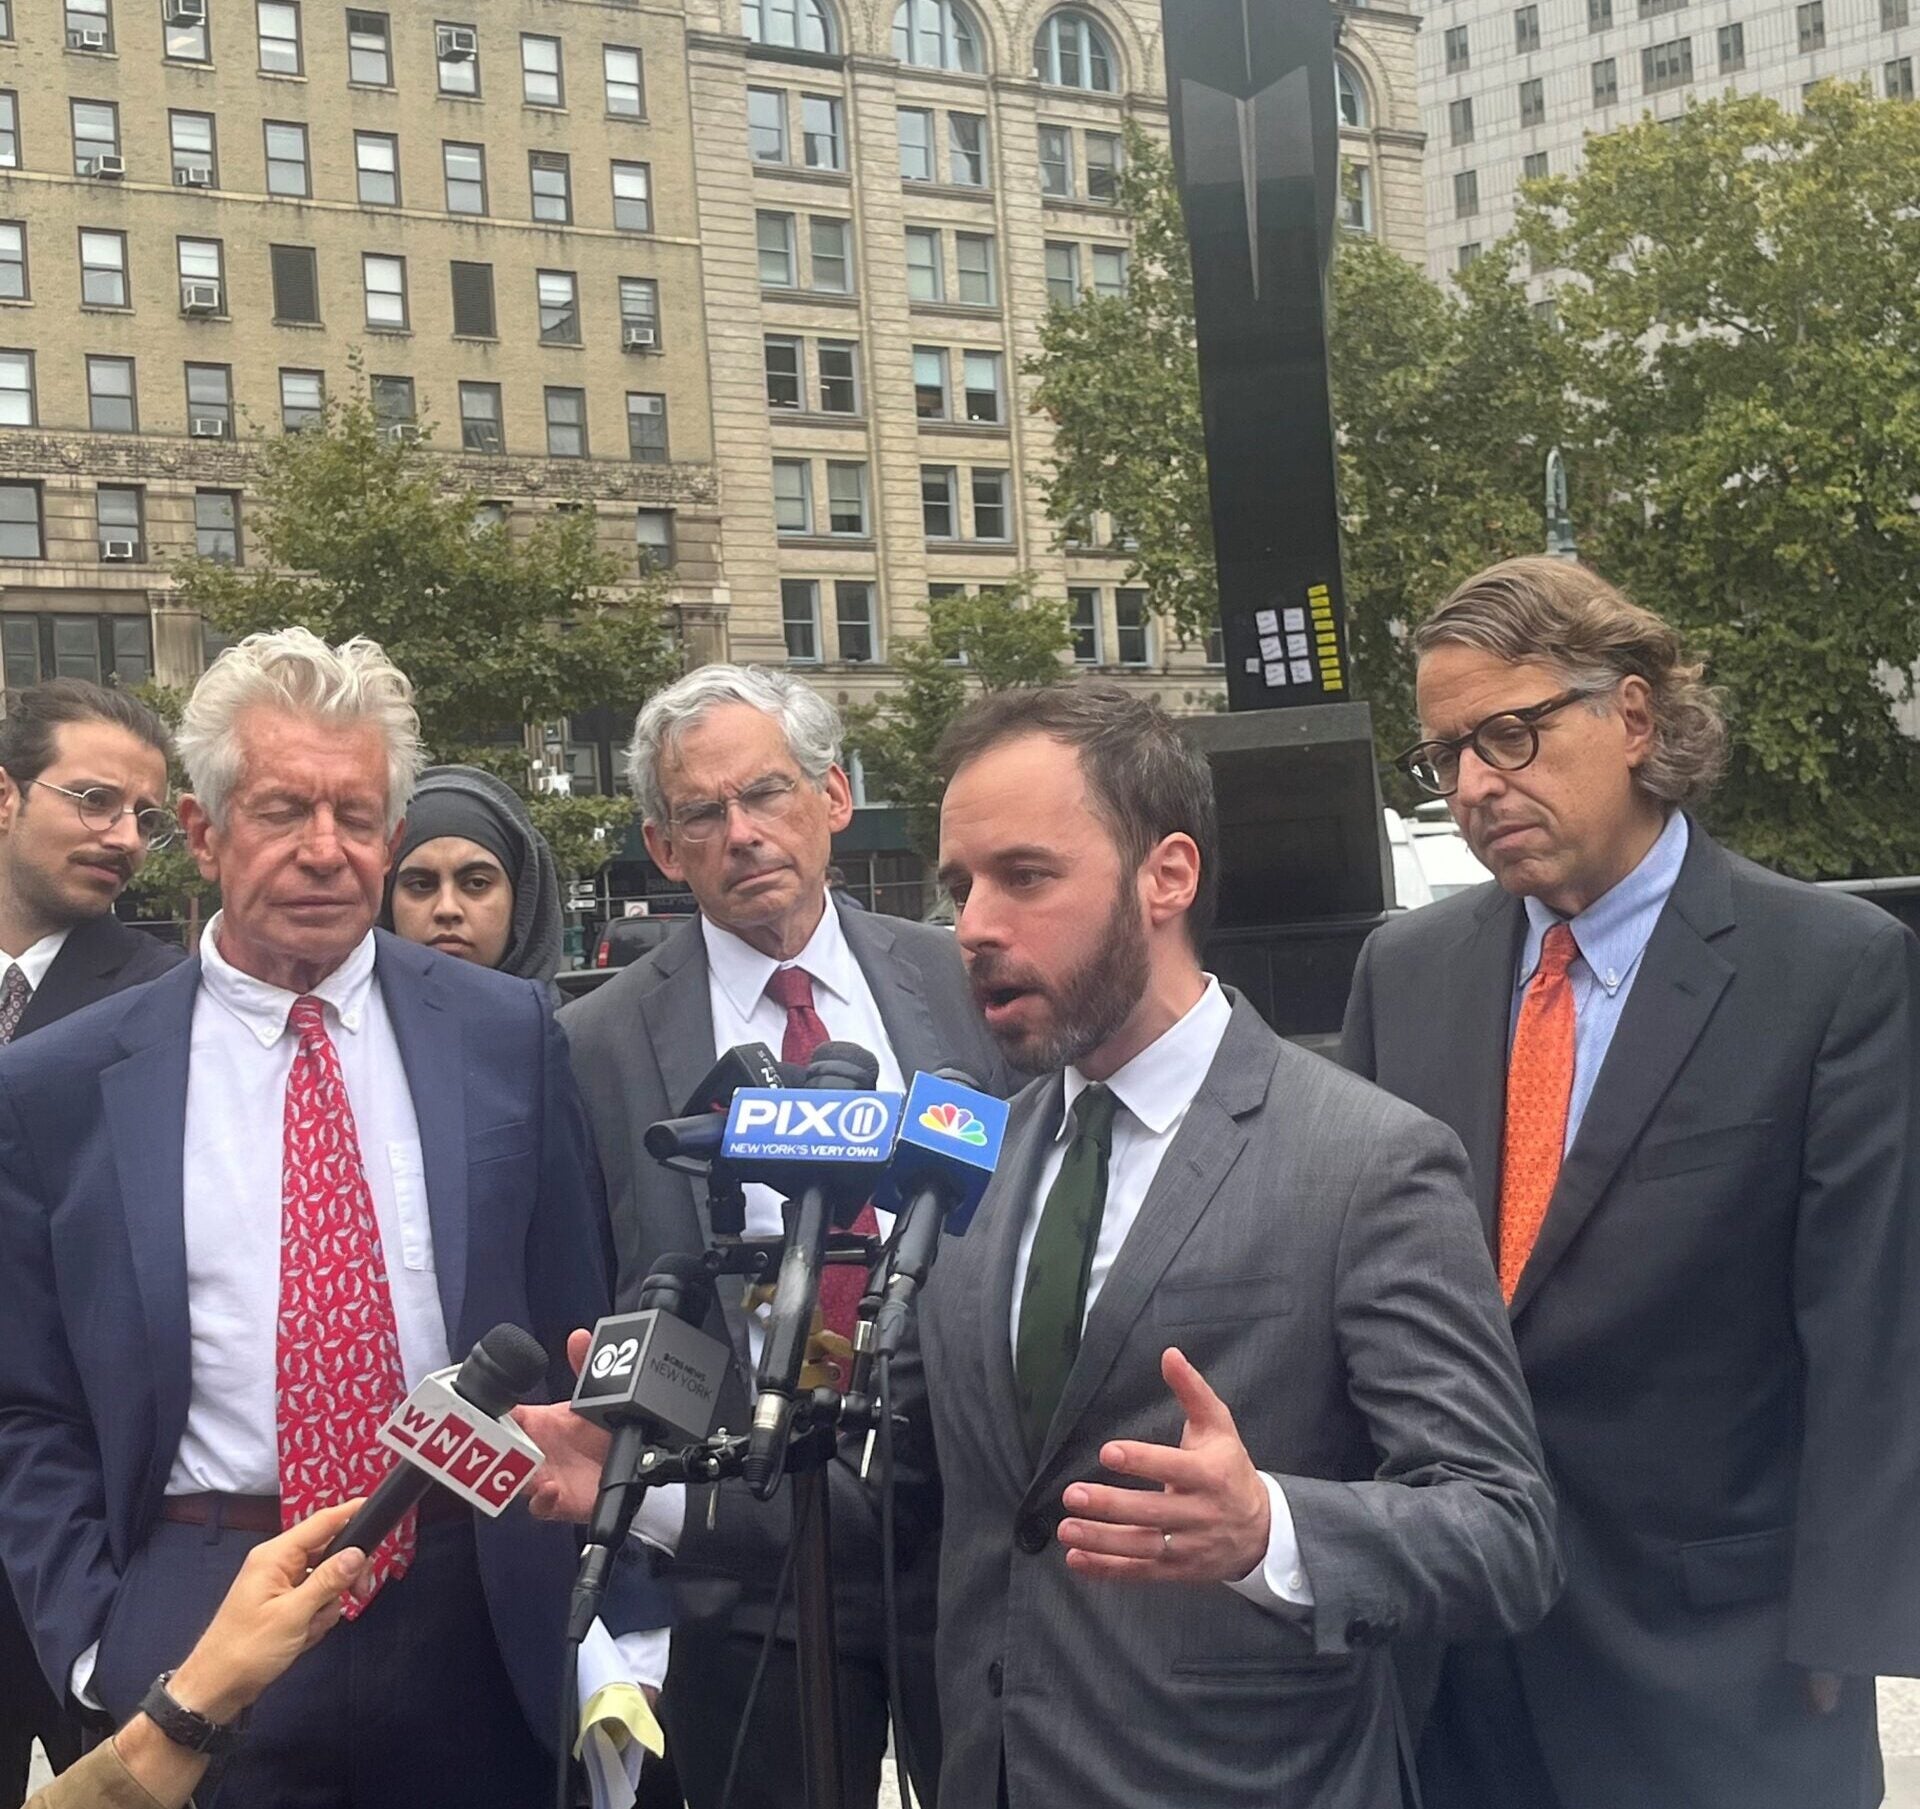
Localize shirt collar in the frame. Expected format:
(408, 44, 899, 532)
(1056, 976, 1233, 1142)
(703, 895, 855, 1022)
(6, 927, 71, 994)
(1519, 811, 1690, 997)
(198, 912, 379, 1048)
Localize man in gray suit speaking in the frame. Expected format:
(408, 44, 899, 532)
(899, 680, 1560, 1807)
(558, 665, 1006, 1809)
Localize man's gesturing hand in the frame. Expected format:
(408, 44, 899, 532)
(1056, 1347, 1271, 1585)
(513, 1327, 612, 1524)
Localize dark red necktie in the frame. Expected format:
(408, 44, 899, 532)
(276, 995, 412, 1613)
(764, 966, 877, 1354)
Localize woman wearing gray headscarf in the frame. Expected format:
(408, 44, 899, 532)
(383, 765, 565, 987)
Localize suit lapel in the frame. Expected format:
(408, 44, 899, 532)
(840, 902, 944, 1076)
(376, 934, 469, 1342)
(1508, 827, 1736, 1321)
(972, 1085, 1060, 1488)
(100, 959, 201, 1479)
(18, 916, 129, 1036)
(1027, 1000, 1275, 1488)
(639, 919, 723, 1248)
(1437, 888, 1526, 1239)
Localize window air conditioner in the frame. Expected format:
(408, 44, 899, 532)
(181, 282, 221, 312)
(88, 154, 126, 179)
(189, 415, 227, 437)
(165, 0, 208, 22)
(70, 28, 110, 49)
(174, 164, 213, 188)
(622, 323, 658, 350)
(382, 422, 421, 443)
(101, 539, 136, 561)
(437, 25, 477, 57)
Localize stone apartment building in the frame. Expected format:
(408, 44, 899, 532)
(0, 0, 1422, 902)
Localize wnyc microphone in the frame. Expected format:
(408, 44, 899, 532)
(565, 1254, 730, 1640)
(720, 1042, 904, 1497)
(865, 1069, 1009, 1366)
(319, 1324, 549, 1564)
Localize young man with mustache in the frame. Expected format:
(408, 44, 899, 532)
(1342, 557, 1920, 1809)
(0, 678, 181, 1805)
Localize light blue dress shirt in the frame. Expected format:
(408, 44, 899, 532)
(1510, 810, 1690, 1151)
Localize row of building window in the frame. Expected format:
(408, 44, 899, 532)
(0, 96, 653, 234)
(0, 479, 678, 573)
(3, 611, 154, 691)
(1442, 0, 1906, 69)
(1, 222, 665, 353)
(23, 2, 648, 119)
(771, 457, 1013, 541)
(0, 343, 672, 464)
(748, 0, 1125, 94)
(29, 0, 1128, 99)
(774, 577, 1159, 668)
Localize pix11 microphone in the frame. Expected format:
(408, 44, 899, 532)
(566, 1255, 729, 1641)
(739, 1042, 895, 1498)
(867, 1070, 1009, 1365)
(320, 1323, 549, 1564)
(642, 1042, 792, 1166)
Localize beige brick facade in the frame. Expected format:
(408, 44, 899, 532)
(0, 0, 1422, 821)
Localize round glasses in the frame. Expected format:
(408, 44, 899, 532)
(666, 774, 803, 844)
(1394, 689, 1599, 797)
(25, 777, 178, 848)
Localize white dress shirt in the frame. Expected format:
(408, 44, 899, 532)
(3, 926, 71, 998)
(170, 918, 450, 1495)
(1012, 977, 1314, 1615)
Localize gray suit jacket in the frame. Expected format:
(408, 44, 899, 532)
(907, 994, 1559, 1809)
(1342, 822, 1920, 1809)
(558, 898, 1010, 1649)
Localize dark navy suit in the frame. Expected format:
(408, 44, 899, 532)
(0, 932, 664, 1802)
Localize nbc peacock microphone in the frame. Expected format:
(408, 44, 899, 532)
(319, 1323, 550, 1565)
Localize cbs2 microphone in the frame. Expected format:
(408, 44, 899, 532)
(320, 1324, 549, 1565)
(566, 1256, 731, 1640)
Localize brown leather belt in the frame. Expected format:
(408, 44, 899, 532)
(162, 1491, 468, 1535)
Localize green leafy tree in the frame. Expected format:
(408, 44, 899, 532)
(1028, 126, 1215, 644)
(170, 377, 678, 874)
(844, 576, 1072, 859)
(1516, 84, 1920, 875)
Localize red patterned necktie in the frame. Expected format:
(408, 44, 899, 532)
(764, 966, 878, 1358)
(277, 995, 412, 1613)
(1498, 923, 1579, 1302)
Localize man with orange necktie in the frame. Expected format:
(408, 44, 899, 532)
(559, 664, 1008, 1809)
(1341, 557, 1920, 1809)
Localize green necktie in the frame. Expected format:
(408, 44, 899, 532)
(1015, 1082, 1119, 1457)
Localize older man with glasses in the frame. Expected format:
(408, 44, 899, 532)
(560, 663, 1009, 1809)
(1341, 557, 1920, 1809)
(0, 677, 182, 1805)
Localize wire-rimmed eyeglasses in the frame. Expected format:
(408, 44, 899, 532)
(1394, 690, 1600, 797)
(24, 778, 178, 848)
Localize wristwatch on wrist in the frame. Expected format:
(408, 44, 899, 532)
(136, 1671, 247, 1756)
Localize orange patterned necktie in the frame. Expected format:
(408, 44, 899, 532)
(1498, 922, 1579, 1302)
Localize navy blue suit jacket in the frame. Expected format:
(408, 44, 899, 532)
(0, 930, 664, 1741)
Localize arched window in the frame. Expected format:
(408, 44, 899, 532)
(744, 0, 836, 54)
(893, 0, 982, 70)
(1033, 9, 1115, 90)
(1336, 59, 1369, 129)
